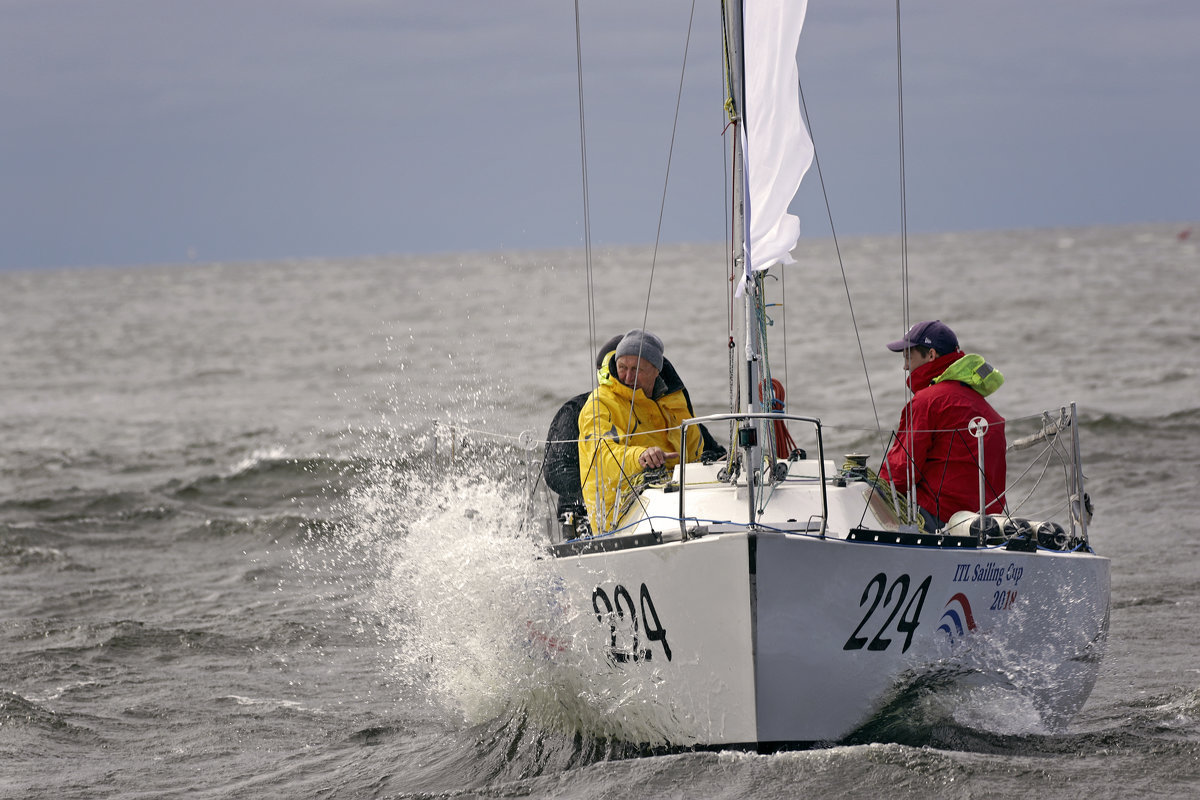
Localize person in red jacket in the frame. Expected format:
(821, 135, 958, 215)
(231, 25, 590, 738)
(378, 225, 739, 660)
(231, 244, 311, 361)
(882, 320, 1007, 530)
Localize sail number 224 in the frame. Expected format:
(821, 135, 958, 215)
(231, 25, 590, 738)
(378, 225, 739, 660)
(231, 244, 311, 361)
(592, 583, 672, 664)
(843, 572, 932, 654)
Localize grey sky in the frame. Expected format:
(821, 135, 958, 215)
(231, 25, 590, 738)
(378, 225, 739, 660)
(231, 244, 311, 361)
(2, 0, 1197, 271)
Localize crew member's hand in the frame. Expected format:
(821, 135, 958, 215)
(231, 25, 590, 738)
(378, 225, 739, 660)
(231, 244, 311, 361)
(638, 447, 677, 469)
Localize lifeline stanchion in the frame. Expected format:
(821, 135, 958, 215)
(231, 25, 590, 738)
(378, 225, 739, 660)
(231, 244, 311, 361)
(969, 415, 989, 545)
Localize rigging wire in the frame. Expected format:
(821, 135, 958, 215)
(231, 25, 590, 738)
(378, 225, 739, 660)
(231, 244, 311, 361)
(573, 0, 700, 534)
(895, 0, 911, 336)
(894, 0, 917, 519)
(797, 81, 886, 448)
(618, 0, 701, 536)
(637, 0, 700, 338)
(573, 0, 598, 389)
(621, 0, 699, 452)
(573, 0, 605, 530)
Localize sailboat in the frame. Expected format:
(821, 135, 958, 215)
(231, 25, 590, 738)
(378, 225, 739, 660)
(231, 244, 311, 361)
(535, 0, 1109, 750)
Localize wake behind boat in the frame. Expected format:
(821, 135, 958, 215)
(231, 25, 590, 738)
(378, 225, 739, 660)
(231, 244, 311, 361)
(527, 0, 1109, 750)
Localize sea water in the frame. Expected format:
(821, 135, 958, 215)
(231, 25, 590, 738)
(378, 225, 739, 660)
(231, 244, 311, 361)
(2, 223, 1199, 798)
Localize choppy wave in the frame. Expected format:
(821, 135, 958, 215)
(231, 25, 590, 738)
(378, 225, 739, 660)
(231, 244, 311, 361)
(0, 451, 363, 557)
(0, 533, 73, 571)
(169, 453, 361, 512)
(3, 226, 1199, 797)
(0, 487, 178, 525)
(0, 690, 102, 752)
(1080, 406, 1200, 434)
(315, 676, 1200, 800)
(9, 618, 252, 661)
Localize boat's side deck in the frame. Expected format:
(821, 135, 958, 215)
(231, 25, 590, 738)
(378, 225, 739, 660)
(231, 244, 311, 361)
(553, 458, 1089, 557)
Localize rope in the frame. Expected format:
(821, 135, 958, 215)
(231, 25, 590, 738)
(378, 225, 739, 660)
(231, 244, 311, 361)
(720, 0, 741, 470)
(721, 6, 738, 452)
(852, 461, 925, 533)
(723, 121, 738, 468)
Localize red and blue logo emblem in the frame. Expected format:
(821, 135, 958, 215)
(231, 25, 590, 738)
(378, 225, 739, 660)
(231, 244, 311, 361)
(938, 592, 977, 643)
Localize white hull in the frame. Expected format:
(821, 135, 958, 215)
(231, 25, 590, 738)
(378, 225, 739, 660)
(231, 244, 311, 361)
(541, 458, 1110, 748)
(548, 531, 1108, 747)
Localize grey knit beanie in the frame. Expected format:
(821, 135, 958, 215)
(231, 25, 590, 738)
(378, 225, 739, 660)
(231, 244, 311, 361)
(615, 329, 664, 371)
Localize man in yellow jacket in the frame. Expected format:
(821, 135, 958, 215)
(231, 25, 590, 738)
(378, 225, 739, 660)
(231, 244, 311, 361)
(577, 329, 703, 534)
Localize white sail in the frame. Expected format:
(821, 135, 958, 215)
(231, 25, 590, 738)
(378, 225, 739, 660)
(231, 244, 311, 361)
(742, 0, 813, 278)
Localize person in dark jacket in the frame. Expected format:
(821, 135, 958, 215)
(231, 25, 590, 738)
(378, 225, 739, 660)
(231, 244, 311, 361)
(882, 320, 1006, 530)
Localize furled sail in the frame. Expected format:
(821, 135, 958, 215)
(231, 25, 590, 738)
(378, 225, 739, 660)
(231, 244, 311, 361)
(741, 0, 813, 279)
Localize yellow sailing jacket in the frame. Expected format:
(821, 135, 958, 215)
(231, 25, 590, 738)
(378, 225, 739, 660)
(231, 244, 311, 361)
(577, 352, 703, 534)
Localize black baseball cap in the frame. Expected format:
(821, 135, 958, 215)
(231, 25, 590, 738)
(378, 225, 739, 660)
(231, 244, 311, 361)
(886, 320, 959, 353)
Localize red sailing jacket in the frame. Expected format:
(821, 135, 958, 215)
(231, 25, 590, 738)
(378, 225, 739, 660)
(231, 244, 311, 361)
(883, 351, 1006, 522)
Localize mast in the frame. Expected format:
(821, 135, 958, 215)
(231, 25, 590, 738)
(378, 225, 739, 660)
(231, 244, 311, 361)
(724, 0, 768, 519)
(725, 0, 746, 300)
(725, 0, 813, 519)
(724, 1, 762, 410)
